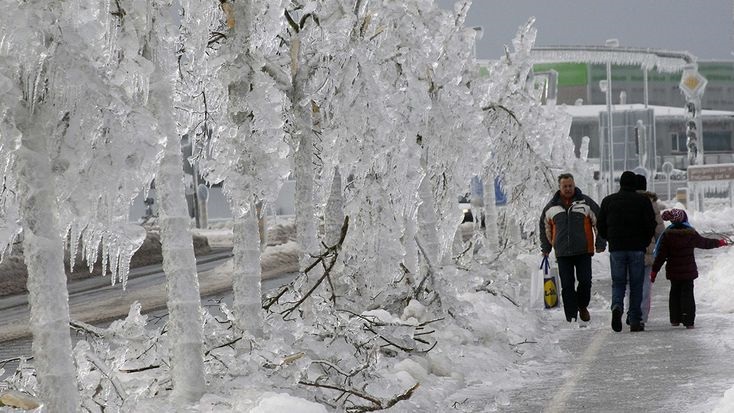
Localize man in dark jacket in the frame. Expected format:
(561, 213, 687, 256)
(540, 173, 606, 323)
(597, 171, 656, 332)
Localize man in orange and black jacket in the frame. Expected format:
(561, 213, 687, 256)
(540, 173, 606, 323)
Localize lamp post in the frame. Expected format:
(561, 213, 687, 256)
(604, 38, 619, 194)
(472, 26, 483, 59)
(599, 79, 609, 195)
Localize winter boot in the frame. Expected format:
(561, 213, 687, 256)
(611, 307, 623, 332)
(579, 307, 590, 322)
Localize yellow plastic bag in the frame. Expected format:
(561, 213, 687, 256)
(540, 256, 560, 309)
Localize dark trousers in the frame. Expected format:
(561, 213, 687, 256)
(556, 254, 592, 321)
(669, 279, 696, 326)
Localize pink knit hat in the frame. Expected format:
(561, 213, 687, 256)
(662, 208, 688, 223)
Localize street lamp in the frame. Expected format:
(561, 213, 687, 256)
(604, 38, 618, 194)
(472, 26, 483, 59)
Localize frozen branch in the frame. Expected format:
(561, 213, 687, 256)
(70, 319, 106, 339)
(85, 352, 128, 401)
(413, 236, 435, 299)
(476, 281, 520, 307)
(118, 364, 161, 373)
(204, 337, 243, 356)
(298, 380, 420, 413)
(280, 216, 349, 318)
(263, 285, 289, 311)
(482, 104, 520, 127)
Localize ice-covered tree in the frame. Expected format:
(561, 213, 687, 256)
(278, 2, 322, 271)
(346, 0, 484, 303)
(143, 0, 224, 402)
(199, 0, 290, 337)
(0, 0, 165, 409)
(477, 19, 580, 240)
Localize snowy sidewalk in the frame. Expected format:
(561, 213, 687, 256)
(497, 249, 734, 412)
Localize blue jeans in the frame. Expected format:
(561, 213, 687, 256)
(625, 265, 653, 324)
(610, 251, 645, 325)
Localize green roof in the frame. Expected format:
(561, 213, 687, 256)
(533, 63, 587, 86)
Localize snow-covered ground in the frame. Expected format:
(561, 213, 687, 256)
(187, 205, 734, 412)
(4, 205, 734, 411)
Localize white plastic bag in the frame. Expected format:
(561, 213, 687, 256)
(543, 259, 560, 309)
(529, 256, 547, 309)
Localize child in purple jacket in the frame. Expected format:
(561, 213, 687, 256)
(651, 209, 730, 328)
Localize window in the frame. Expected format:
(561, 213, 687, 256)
(703, 131, 733, 152)
(671, 133, 687, 152)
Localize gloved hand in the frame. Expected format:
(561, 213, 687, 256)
(650, 271, 657, 283)
(719, 239, 731, 247)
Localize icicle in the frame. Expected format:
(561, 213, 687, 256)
(68, 223, 82, 272)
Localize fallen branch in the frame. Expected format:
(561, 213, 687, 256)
(299, 380, 419, 412)
(204, 337, 243, 356)
(70, 320, 106, 339)
(118, 364, 161, 373)
(476, 282, 520, 307)
(0, 356, 33, 369)
(280, 216, 349, 319)
(413, 236, 435, 299)
(86, 352, 128, 401)
(263, 285, 289, 311)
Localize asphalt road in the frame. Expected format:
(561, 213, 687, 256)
(0, 248, 238, 342)
(0, 250, 297, 379)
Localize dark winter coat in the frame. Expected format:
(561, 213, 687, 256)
(539, 187, 606, 257)
(597, 180, 656, 252)
(651, 226, 721, 281)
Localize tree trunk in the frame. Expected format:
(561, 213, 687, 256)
(416, 175, 440, 267)
(290, 28, 319, 271)
(324, 167, 344, 247)
(293, 108, 318, 271)
(232, 204, 264, 337)
(17, 124, 80, 411)
(402, 209, 418, 275)
(150, 71, 206, 404)
(482, 176, 499, 254)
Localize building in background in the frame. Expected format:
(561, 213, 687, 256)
(533, 61, 734, 111)
(529, 61, 734, 173)
(561, 103, 734, 171)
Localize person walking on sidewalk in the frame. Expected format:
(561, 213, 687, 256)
(597, 171, 656, 332)
(651, 208, 730, 329)
(539, 173, 606, 323)
(633, 174, 665, 325)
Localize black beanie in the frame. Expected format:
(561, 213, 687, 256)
(619, 171, 637, 188)
(634, 174, 647, 191)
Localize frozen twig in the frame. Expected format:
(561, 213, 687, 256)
(85, 352, 128, 401)
(280, 216, 349, 318)
(298, 380, 419, 412)
(413, 236, 435, 299)
(70, 320, 106, 339)
(204, 337, 242, 356)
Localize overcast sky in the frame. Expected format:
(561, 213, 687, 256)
(436, 0, 733, 61)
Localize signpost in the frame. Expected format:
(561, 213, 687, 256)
(679, 64, 708, 166)
(687, 163, 734, 211)
(662, 161, 674, 201)
(687, 163, 734, 181)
